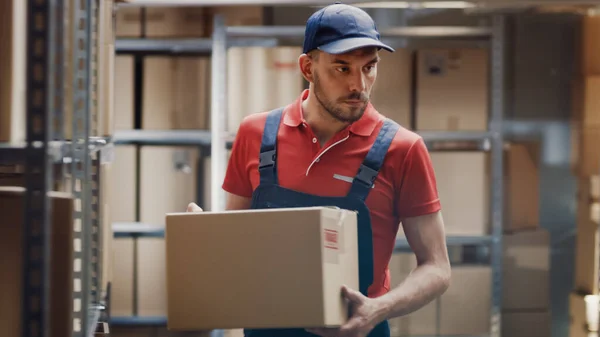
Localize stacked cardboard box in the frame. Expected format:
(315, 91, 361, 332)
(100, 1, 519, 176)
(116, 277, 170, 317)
(570, 14, 600, 337)
(0, 187, 75, 337)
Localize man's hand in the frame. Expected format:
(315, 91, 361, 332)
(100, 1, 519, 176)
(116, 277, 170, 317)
(305, 285, 387, 337)
(187, 202, 203, 212)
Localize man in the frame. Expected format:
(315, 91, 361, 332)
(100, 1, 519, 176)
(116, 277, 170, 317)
(187, 3, 451, 337)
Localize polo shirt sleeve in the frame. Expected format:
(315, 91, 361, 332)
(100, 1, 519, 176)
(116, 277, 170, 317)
(396, 137, 441, 220)
(222, 121, 254, 198)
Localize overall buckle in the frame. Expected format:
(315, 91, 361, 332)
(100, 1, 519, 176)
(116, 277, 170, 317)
(355, 164, 378, 187)
(259, 149, 276, 169)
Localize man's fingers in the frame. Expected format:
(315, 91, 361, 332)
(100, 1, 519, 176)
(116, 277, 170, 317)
(341, 285, 364, 304)
(187, 202, 203, 212)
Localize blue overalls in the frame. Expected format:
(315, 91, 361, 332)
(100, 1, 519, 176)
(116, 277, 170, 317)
(245, 107, 400, 337)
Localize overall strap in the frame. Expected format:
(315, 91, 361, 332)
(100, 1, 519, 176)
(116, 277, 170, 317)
(348, 118, 400, 202)
(258, 107, 285, 185)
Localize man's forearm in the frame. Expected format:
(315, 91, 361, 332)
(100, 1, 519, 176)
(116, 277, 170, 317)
(374, 262, 451, 321)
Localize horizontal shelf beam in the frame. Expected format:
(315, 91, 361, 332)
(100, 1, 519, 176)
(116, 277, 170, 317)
(112, 129, 233, 147)
(225, 25, 492, 39)
(0, 138, 110, 165)
(112, 222, 166, 238)
(115, 37, 279, 54)
(109, 316, 167, 326)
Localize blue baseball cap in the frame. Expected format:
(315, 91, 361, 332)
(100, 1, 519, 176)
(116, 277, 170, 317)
(303, 2, 394, 55)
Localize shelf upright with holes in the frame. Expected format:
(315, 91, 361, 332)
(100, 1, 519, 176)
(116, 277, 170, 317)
(4, 0, 106, 336)
(210, 14, 506, 337)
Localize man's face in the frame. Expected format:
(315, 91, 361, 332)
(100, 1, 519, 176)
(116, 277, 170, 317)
(310, 47, 379, 124)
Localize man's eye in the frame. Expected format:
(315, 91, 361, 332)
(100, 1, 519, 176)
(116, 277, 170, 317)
(336, 67, 349, 73)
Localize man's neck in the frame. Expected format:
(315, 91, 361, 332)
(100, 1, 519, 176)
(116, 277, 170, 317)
(301, 91, 349, 146)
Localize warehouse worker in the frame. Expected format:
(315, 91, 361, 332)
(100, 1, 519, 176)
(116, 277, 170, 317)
(187, 3, 450, 337)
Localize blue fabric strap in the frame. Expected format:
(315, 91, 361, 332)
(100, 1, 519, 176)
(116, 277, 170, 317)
(258, 108, 285, 185)
(348, 118, 400, 201)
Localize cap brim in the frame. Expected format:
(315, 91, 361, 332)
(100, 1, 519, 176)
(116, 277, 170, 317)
(317, 37, 395, 54)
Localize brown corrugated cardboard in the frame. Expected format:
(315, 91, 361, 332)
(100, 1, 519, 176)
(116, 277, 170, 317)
(370, 49, 412, 129)
(502, 311, 551, 337)
(145, 7, 207, 38)
(165, 207, 359, 330)
(504, 142, 540, 232)
(0, 0, 26, 143)
(502, 229, 550, 310)
(439, 266, 491, 335)
(575, 196, 600, 294)
(227, 47, 304, 133)
(429, 152, 489, 236)
(143, 57, 210, 130)
(0, 186, 74, 337)
(416, 48, 489, 131)
(582, 15, 600, 75)
(388, 253, 437, 336)
(111, 237, 135, 316)
(140, 146, 199, 226)
(115, 7, 142, 37)
(570, 292, 600, 334)
(137, 237, 168, 317)
(97, 0, 117, 137)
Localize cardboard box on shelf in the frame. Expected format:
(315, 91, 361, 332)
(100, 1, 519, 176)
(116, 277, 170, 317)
(388, 253, 492, 336)
(502, 229, 550, 310)
(502, 310, 551, 337)
(0, 0, 26, 143)
(97, 0, 117, 137)
(429, 152, 489, 236)
(145, 7, 207, 38)
(575, 193, 600, 295)
(581, 15, 600, 76)
(143, 56, 211, 131)
(0, 187, 74, 337)
(227, 47, 304, 133)
(503, 142, 540, 232)
(165, 207, 359, 330)
(369, 49, 412, 129)
(415, 48, 489, 131)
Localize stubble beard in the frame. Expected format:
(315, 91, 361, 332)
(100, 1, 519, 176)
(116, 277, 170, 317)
(313, 72, 368, 124)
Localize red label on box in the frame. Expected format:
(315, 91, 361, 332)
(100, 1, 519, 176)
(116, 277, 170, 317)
(324, 229, 339, 250)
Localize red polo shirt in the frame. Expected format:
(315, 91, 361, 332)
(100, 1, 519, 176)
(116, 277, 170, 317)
(222, 89, 441, 298)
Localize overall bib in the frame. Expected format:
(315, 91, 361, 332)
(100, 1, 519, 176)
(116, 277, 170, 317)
(245, 107, 400, 337)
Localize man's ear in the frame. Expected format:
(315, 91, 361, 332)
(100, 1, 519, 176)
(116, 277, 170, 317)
(298, 53, 314, 83)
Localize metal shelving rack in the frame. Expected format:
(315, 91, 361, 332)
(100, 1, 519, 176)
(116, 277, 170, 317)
(208, 13, 506, 337)
(0, 0, 106, 336)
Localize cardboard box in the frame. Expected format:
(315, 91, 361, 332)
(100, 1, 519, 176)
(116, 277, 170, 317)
(502, 310, 551, 337)
(97, 0, 117, 137)
(143, 57, 211, 130)
(165, 207, 359, 330)
(502, 229, 550, 310)
(504, 142, 540, 232)
(370, 49, 412, 129)
(582, 15, 600, 75)
(416, 48, 489, 131)
(429, 152, 489, 236)
(227, 47, 304, 132)
(0, 186, 74, 337)
(0, 0, 26, 143)
(570, 292, 600, 334)
(388, 253, 437, 336)
(575, 195, 600, 294)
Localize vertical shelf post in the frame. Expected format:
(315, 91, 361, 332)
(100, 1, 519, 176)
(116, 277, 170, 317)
(22, 0, 62, 335)
(71, 0, 95, 335)
(489, 13, 505, 337)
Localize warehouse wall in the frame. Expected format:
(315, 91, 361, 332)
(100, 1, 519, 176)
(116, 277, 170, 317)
(270, 7, 579, 337)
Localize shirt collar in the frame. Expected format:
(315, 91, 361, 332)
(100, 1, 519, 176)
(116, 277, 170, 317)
(283, 89, 381, 137)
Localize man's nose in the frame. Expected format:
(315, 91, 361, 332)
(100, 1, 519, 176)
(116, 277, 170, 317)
(348, 72, 366, 92)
